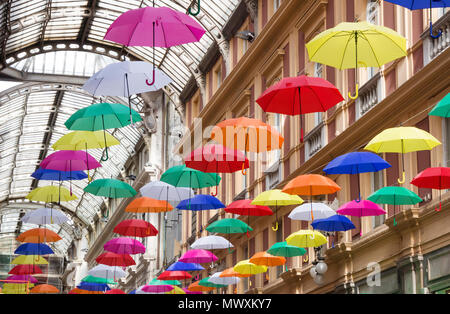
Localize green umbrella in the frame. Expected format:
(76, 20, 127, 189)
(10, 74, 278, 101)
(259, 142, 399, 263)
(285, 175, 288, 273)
(198, 277, 227, 289)
(64, 102, 142, 161)
(81, 275, 116, 285)
(160, 165, 221, 189)
(149, 278, 181, 286)
(267, 241, 306, 257)
(429, 93, 450, 117)
(206, 218, 252, 234)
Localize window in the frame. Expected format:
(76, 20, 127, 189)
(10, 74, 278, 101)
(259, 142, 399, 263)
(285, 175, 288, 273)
(274, 0, 281, 12)
(366, 0, 380, 80)
(191, 211, 197, 236)
(371, 170, 386, 228)
(266, 113, 281, 166)
(313, 62, 323, 78)
(216, 67, 222, 89)
(314, 112, 323, 127)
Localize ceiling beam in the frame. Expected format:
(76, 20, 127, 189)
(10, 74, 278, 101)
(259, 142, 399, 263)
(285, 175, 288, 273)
(77, 0, 99, 46)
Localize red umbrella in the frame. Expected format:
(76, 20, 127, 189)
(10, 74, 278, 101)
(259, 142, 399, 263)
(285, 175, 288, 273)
(256, 75, 343, 142)
(114, 219, 158, 238)
(411, 167, 450, 211)
(224, 199, 273, 237)
(158, 270, 192, 281)
(105, 289, 126, 294)
(95, 252, 136, 267)
(184, 144, 249, 196)
(8, 264, 43, 275)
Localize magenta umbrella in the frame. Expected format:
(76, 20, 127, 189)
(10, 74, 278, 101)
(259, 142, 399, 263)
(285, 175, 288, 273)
(104, 237, 146, 255)
(178, 249, 218, 264)
(6, 275, 38, 284)
(183, 287, 202, 294)
(141, 284, 174, 293)
(337, 200, 386, 236)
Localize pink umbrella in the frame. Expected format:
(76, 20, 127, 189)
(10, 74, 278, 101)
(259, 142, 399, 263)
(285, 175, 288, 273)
(141, 284, 174, 293)
(40, 150, 101, 172)
(104, 237, 146, 255)
(183, 287, 202, 294)
(6, 275, 38, 284)
(178, 249, 218, 264)
(337, 200, 386, 236)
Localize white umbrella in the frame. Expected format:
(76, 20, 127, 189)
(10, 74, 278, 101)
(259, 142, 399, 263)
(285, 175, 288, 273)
(21, 207, 69, 225)
(288, 203, 336, 221)
(87, 265, 127, 280)
(140, 181, 193, 202)
(208, 272, 240, 285)
(190, 235, 234, 250)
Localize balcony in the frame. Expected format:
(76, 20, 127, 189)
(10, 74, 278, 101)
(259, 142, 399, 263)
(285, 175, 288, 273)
(305, 122, 324, 161)
(422, 10, 450, 66)
(356, 72, 384, 119)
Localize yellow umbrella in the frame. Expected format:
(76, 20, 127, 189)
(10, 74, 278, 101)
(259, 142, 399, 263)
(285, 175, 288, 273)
(306, 21, 406, 99)
(285, 230, 327, 248)
(26, 186, 77, 203)
(251, 189, 303, 231)
(233, 259, 267, 275)
(165, 285, 186, 294)
(11, 255, 49, 265)
(364, 126, 441, 183)
(2, 283, 34, 294)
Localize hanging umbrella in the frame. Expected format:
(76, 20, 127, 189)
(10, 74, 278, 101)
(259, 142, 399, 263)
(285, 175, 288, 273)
(337, 200, 386, 235)
(8, 265, 43, 275)
(113, 219, 158, 237)
(184, 144, 249, 195)
(190, 235, 234, 250)
(77, 281, 111, 292)
(187, 281, 215, 292)
(411, 167, 450, 211)
(161, 165, 221, 189)
(306, 21, 406, 99)
(251, 189, 303, 231)
(179, 249, 217, 264)
(64, 102, 142, 161)
(285, 230, 328, 248)
(140, 181, 193, 202)
(158, 271, 192, 281)
(225, 199, 272, 237)
(30, 284, 59, 294)
(176, 194, 225, 211)
(14, 243, 54, 255)
(142, 283, 174, 293)
(219, 267, 252, 278)
(11, 255, 48, 265)
(249, 252, 286, 267)
(384, 1, 450, 38)
(6, 275, 38, 284)
(311, 215, 356, 232)
(81, 275, 116, 285)
(323, 151, 391, 201)
(208, 272, 240, 286)
(206, 218, 252, 234)
(165, 285, 186, 294)
(87, 265, 127, 280)
(288, 203, 336, 221)
(95, 252, 136, 267)
(26, 186, 77, 204)
(267, 241, 307, 258)
(105, 288, 126, 294)
(183, 287, 202, 294)
(233, 260, 268, 275)
(17, 228, 62, 243)
(166, 261, 205, 272)
(125, 197, 173, 213)
(364, 126, 441, 183)
(429, 93, 450, 117)
(256, 75, 343, 142)
(21, 207, 69, 225)
(104, 237, 146, 255)
(31, 168, 87, 181)
(198, 277, 228, 289)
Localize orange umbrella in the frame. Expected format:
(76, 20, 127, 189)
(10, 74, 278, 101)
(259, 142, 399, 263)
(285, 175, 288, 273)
(187, 280, 215, 292)
(30, 284, 60, 294)
(210, 117, 284, 174)
(249, 251, 286, 267)
(16, 228, 62, 243)
(125, 197, 173, 213)
(69, 288, 104, 294)
(219, 267, 252, 278)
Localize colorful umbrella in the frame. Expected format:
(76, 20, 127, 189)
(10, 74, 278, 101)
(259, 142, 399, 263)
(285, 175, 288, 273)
(8, 265, 43, 275)
(190, 235, 234, 250)
(411, 167, 450, 211)
(125, 197, 173, 213)
(77, 281, 110, 292)
(187, 281, 215, 292)
(288, 203, 336, 221)
(233, 260, 268, 275)
(183, 287, 202, 294)
(311, 215, 356, 232)
(256, 75, 343, 142)
(81, 275, 116, 285)
(14, 243, 54, 255)
(285, 230, 328, 248)
(249, 252, 286, 267)
(219, 267, 252, 278)
(17, 228, 62, 243)
(165, 285, 186, 294)
(179, 249, 218, 264)
(142, 283, 174, 293)
(31, 168, 87, 181)
(161, 165, 221, 189)
(267, 241, 307, 258)
(337, 200, 386, 235)
(30, 284, 59, 294)
(139, 181, 193, 202)
(104, 237, 146, 255)
(198, 277, 228, 289)
(364, 126, 441, 183)
(209, 272, 240, 286)
(158, 271, 192, 281)
(225, 199, 273, 236)
(306, 21, 407, 99)
(69, 288, 104, 294)
(21, 207, 69, 225)
(2, 283, 34, 294)
(95, 252, 136, 267)
(176, 194, 225, 211)
(6, 275, 38, 284)
(113, 219, 158, 237)
(40, 150, 101, 172)
(105, 289, 126, 294)
(184, 144, 249, 195)
(11, 255, 48, 265)
(206, 218, 252, 234)
(166, 261, 205, 272)
(429, 93, 450, 117)
(87, 265, 127, 280)
(25, 186, 77, 204)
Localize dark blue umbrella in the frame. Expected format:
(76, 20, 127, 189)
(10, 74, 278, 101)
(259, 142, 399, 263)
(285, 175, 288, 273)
(14, 243, 54, 255)
(31, 168, 88, 181)
(176, 194, 225, 211)
(129, 289, 136, 294)
(311, 215, 355, 232)
(77, 281, 110, 292)
(166, 261, 205, 271)
(384, 0, 450, 38)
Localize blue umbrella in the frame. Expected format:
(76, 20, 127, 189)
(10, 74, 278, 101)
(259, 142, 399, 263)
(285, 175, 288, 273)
(31, 168, 88, 181)
(311, 215, 355, 232)
(129, 289, 136, 294)
(77, 281, 110, 292)
(384, 0, 450, 38)
(14, 243, 54, 255)
(166, 261, 205, 271)
(176, 194, 225, 211)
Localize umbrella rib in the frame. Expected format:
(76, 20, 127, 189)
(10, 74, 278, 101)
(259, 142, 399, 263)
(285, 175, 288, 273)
(338, 31, 355, 70)
(371, 29, 406, 58)
(358, 32, 382, 67)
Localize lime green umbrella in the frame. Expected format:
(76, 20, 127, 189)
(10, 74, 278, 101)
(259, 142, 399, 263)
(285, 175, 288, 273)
(64, 102, 142, 161)
(429, 93, 450, 117)
(81, 275, 116, 285)
(198, 277, 227, 289)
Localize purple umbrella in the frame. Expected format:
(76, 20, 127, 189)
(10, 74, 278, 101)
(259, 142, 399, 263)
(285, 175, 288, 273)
(6, 275, 38, 284)
(178, 249, 218, 264)
(337, 200, 386, 236)
(104, 237, 146, 255)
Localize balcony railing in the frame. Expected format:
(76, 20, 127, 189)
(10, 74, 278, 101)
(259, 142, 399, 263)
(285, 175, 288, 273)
(305, 122, 324, 161)
(422, 10, 450, 66)
(356, 72, 383, 119)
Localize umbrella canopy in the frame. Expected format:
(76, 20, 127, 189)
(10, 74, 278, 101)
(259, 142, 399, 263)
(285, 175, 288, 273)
(77, 281, 110, 292)
(139, 181, 193, 202)
(14, 243, 54, 255)
(411, 167, 450, 211)
(95, 252, 136, 267)
(206, 218, 252, 234)
(125, 197, 173, 213)
(84, 178, 137, 198)
(267, 241, 307, 257)
(166, 261, 205, 272)
(105, 289, 126, 294)
(285, 230, 328, 248)
(40, 150, 101, 172)
(219, 267, 252, 278)
(198, 277, 228, 289)
(311, 215, 356, 232)
(187, 281, 215, 292)
(183, 287, 202, 294)
(81, 275, 116, 285)
(87, 265, 127, 280)
(179, 249, 218, 264)
(190, 235, 234, 250)
(2, 283, 34, 294)
(104, 237, 146, 255)
(160, 165, 221, 189)
(52, 131, 120, 151)
(21, 207, 69, 225)
(31, 168, 88, 181)
(17, 228, 62, 243)
(282, 174, 341, 196)
(69, 288, 104, 294)
(337, 200, 386, 217)
(288, 203, 336, 221)
(8, 264, 43, 275)
(429, 93, 450, 117)
(256, 75, 343, 142)
(323, 152, 391, 174)
(6, 275, 38, 284)
(113, 219, 158, 237)
(141, 284, 174, 293)
(249, 252, 286, 267)
(367, 186, 422, 205)
(11, 255, 48, 265)
(225, 199, 273, 216)
(30, 284, 59, 294)
(158, 271, 192, 281)
(165, 286, 186, 294)
(208, 272, 240, 286)
(25, 186, 77, 203)
(233, 260, 268, 275)
(176, 194, 225, 211)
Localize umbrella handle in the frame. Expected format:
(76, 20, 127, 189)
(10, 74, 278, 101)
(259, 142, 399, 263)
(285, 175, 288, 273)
(241, 163, 247, 175)
(210, 185, 218, 196)
(145, 68, 156, 86)
(309, 233, 316, 240)
(397, 171, 405, 184)
(271, 221, 278, 231)
(348, 83, 359, 100)
(393, 217, 397, 226)
(429, 21, 442, 39)
(303, 255, 309, 263)
(101, 147, 109, 161)
(435, 201, 442, 212)
(188, 0, 201, 16)
(355, 193, 362, 203)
